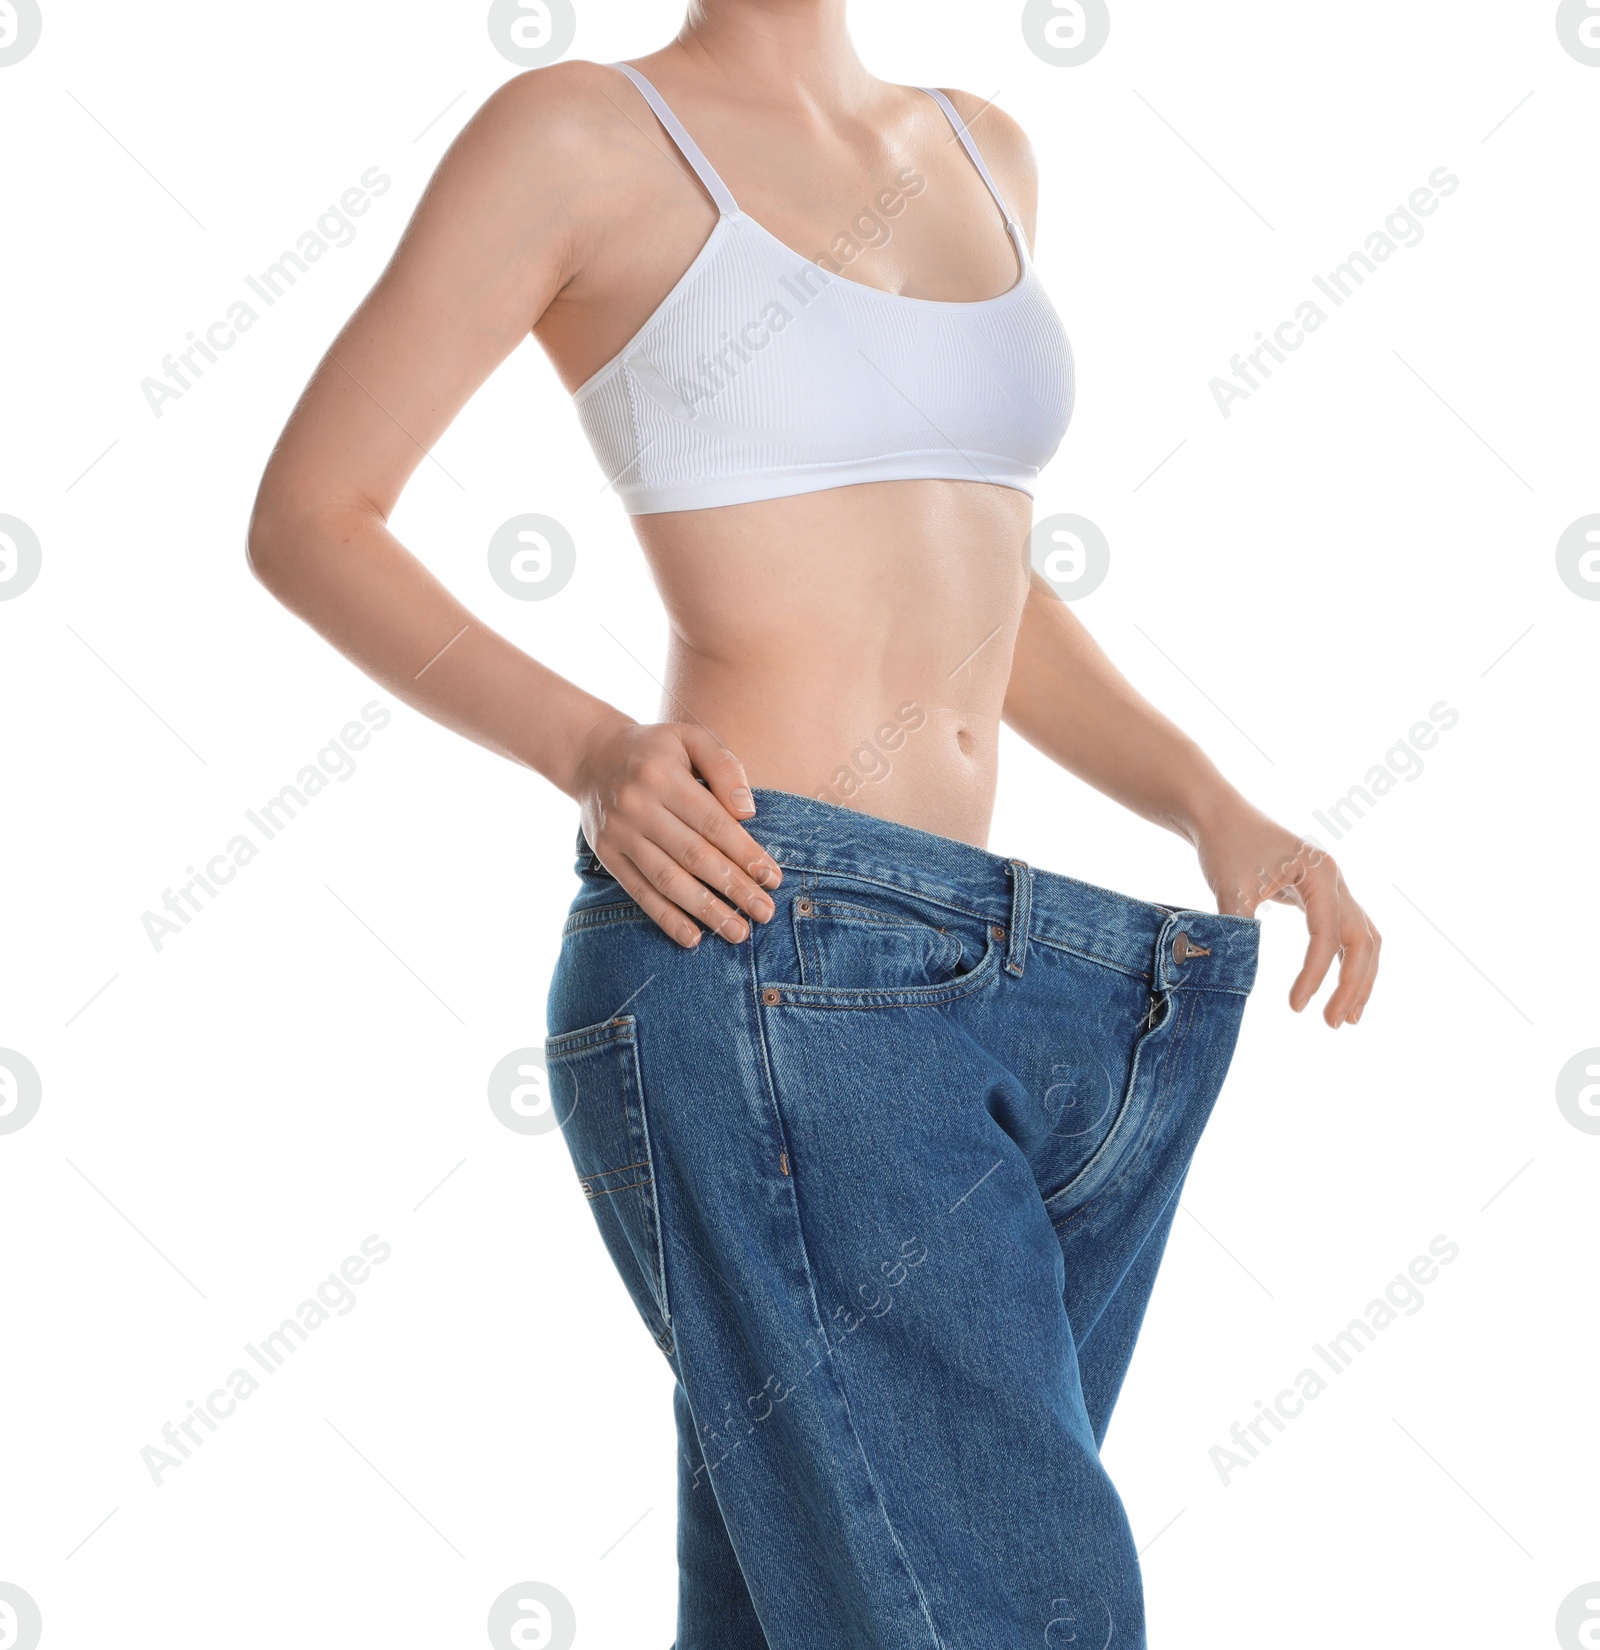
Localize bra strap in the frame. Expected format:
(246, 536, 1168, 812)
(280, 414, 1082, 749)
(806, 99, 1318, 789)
(920, 87, 1017, 229)
(612, 63, 740, 218)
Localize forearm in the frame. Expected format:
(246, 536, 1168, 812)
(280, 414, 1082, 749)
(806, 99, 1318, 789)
(247, 502, 629, 798)
(1002, 574, 1249, 842)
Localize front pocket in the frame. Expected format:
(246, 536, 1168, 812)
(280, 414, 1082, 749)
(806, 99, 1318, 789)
(543, 1015, 672, 1352)
(792, 893, 968, 990)
(763, 880, 1003, 1011)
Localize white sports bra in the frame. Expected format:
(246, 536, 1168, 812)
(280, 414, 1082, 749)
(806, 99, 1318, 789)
(573, 64, 1074, 516)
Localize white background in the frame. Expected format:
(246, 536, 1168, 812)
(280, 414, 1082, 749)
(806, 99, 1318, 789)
(2, 1, 1597, 1646)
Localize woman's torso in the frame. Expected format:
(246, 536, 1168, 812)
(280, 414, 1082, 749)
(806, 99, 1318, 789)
(531, 55, 1071, 846)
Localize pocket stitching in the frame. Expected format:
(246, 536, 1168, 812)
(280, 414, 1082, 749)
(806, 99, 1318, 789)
(562, 900, 654, 937)
(793, 899, 967, 988)
(764, 927, 1003, 1010)
(545, 1014, 635, 1060)
(544, 1016, 671, 1337)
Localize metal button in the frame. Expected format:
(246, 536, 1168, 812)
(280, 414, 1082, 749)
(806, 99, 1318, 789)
(991, 925, 1006, 942)
(796, 897, 813, 915)
(1172, 930, 1211, 963)
(761, 987, 781, 1005)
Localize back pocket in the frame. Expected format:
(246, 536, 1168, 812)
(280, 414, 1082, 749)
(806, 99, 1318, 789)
(544, 1015, 672, 1354)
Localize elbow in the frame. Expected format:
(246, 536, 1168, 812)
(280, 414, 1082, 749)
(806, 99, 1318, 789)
(245, 490, 292, 589)
(247, 484, 383, 596)
(245, 490, 327, 594)
(245, 521, 278, 589)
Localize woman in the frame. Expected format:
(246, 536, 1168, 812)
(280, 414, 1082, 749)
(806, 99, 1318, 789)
(249, 4, 1379, 1644)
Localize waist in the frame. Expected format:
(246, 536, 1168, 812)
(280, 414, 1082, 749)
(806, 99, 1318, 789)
(572, 786, 1261, 996)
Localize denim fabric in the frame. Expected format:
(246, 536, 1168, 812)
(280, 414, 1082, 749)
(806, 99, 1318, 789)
(544, 787, 1259, 1649)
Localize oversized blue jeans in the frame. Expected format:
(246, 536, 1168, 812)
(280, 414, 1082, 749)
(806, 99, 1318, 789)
(544, 788, 1259, 1648)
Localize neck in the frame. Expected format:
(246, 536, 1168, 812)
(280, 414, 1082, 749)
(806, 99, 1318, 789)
(675, 0, 871, 109)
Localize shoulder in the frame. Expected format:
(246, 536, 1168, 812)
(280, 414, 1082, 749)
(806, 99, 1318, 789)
(415, 60, 677, 260)
(929, 87, 1039, 219)
(434, 59, 671, 216)
(455, 59, 642, 167)
(931, 87, 1037, 179)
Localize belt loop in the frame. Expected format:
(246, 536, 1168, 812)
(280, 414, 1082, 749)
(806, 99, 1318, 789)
(1004, 859, 1031, 977)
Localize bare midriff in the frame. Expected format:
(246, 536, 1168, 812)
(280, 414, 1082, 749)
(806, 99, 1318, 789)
(631, 474, 1034, 846)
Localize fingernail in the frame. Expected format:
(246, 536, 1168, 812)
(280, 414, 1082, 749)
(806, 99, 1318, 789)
(751, 895, 775, 922)
(720, 916, 750, 943)
(751, 861, 781, 888)
(731, 787, 755, 814)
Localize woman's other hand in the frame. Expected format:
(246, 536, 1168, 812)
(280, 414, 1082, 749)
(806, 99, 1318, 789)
(1191, 797, 1381, 1028)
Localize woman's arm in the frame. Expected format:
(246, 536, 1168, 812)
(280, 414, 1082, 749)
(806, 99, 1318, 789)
(246, 66, 781, 949)
(1003, 572, 1380, 1026)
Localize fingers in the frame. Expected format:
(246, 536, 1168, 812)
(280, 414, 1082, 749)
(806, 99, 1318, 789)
(675, 724, 784, 893)
(1286, 856, 1382, 1027)
(1287, 863, 1344, 1016)
(603, 851, 707, 950)
(1323, 888, 1382, 1027)
(662, 778, 781, 896)
(681, 724, 759, 829)
(1347, 916, 1382, 1022)
(627, 834, 755, 945)
(1198, 813, 1382, 1028)
(579, 722, 788, 948)
(652, 803, 778, 928)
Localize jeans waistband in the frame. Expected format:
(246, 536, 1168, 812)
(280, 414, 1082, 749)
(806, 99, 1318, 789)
(732, 787, 1260, 996)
